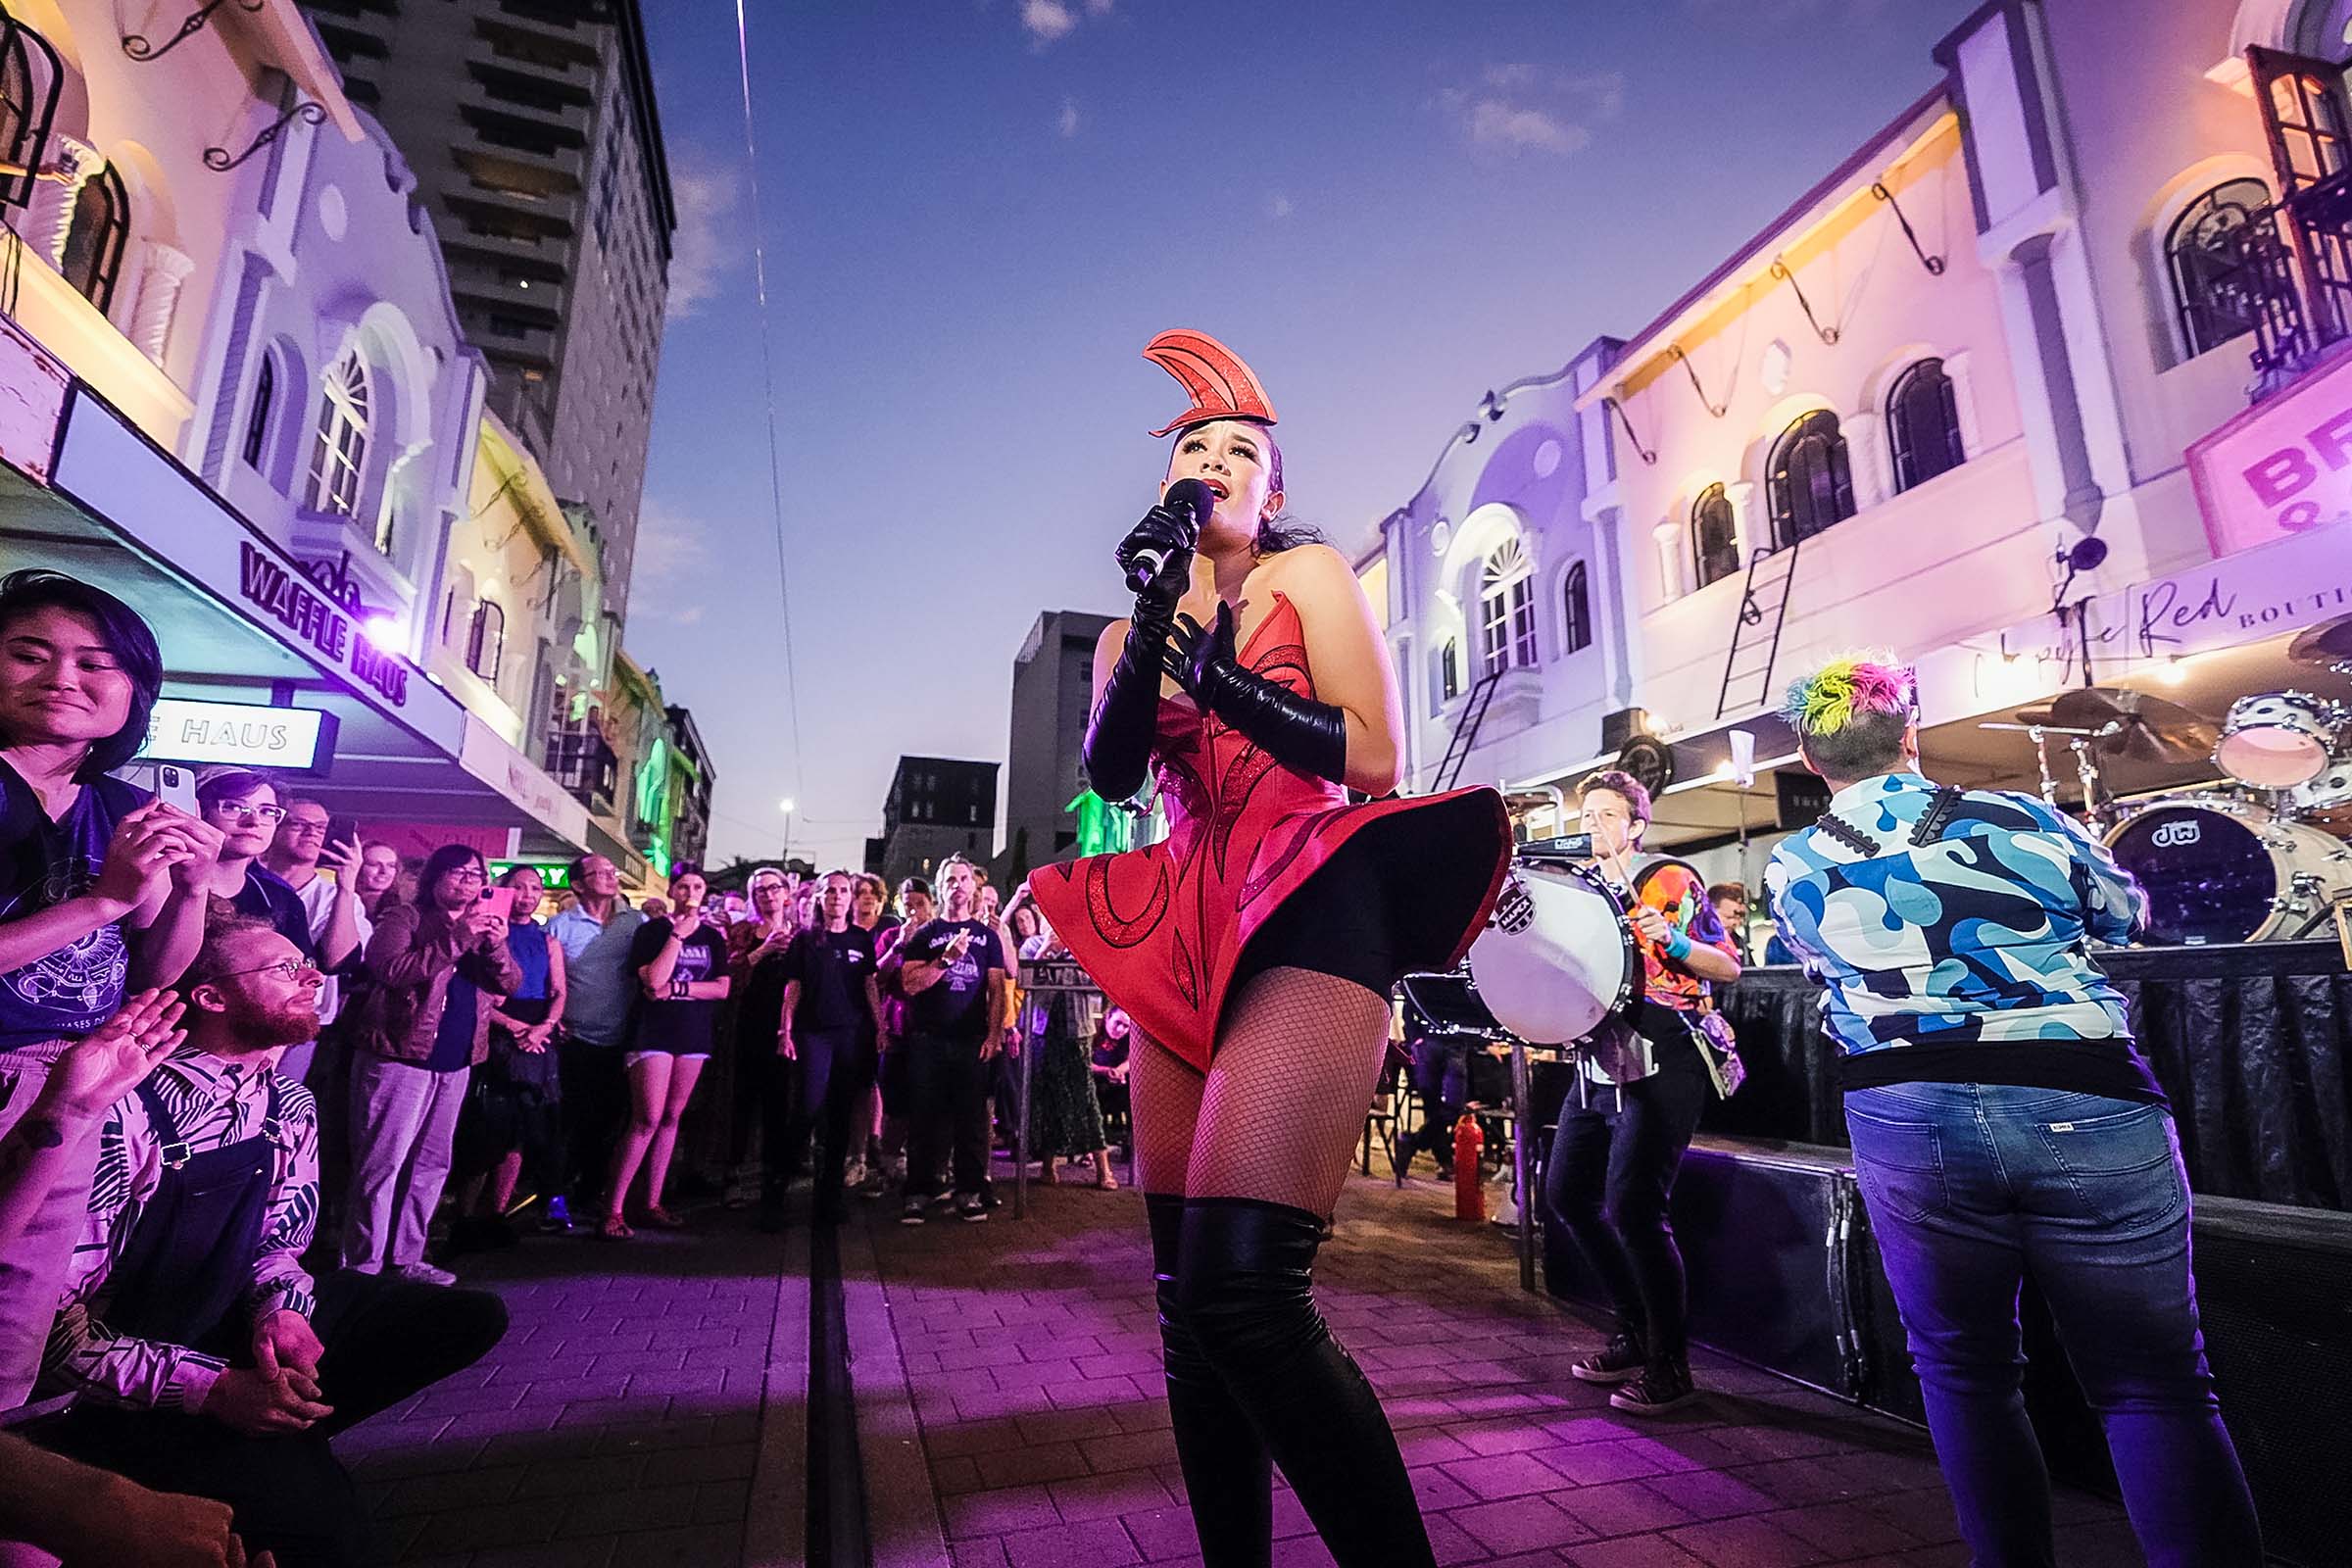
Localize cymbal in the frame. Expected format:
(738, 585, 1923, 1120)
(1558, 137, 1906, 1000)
(2287, 612, 2352, 668)
(2048, 687, 2220, 764)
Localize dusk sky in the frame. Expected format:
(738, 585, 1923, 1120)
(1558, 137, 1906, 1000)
(628, 0, 1980, 873)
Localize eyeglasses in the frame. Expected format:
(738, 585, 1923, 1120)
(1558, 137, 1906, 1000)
(278, 820, 329, 839)
(221, 956, 321, 983)
(447, 869, 487, 885)
(212, 803, 286, 824)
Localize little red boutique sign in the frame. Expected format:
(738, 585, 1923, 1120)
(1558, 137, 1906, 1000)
(2189, 348, 2352, 556)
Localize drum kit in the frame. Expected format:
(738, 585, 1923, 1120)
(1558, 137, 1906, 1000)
(1980, 612, 2352, 947)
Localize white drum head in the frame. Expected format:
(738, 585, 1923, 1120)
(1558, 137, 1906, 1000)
(1467, 863, 1638, 1045)
(2217, 694, 2336, 789)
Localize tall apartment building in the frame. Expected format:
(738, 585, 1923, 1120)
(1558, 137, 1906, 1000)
(1003, 609, 1114, 875)
(871, 757, 999, 889)
(303, 0, 675, 622)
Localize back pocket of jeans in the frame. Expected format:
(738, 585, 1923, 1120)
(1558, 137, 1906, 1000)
(2034, 1102, 2175, 1171)
(1844, 1107, 1949, 1223)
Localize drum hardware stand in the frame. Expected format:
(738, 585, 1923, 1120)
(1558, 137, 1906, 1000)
(1977, 720, 2099, 809)
(1509, 1038, 1536, 1293)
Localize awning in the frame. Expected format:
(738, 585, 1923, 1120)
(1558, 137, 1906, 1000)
(0, 373, 587, 851)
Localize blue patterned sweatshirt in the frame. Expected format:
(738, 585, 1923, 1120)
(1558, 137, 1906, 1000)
(1766, 772, 2163, 1102)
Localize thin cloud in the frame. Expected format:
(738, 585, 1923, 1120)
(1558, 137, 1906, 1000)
(631, 500, 714, 625)
(1019, 0, 1111, 46)
(1437, 68, 1625, 160)
(1058, 97, 1081, 137)
(664, 155, 739, 319)
(1266, 192, 1294, 220)
(1021, 0, 1076, 43)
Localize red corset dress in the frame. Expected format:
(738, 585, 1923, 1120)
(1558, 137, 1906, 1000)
(1031, 592, 1513, 1072)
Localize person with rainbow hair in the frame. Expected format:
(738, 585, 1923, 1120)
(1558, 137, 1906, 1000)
(1766, 657, 2260, 1568)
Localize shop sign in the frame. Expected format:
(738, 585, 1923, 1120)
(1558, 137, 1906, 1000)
(1921, 518, 2352, 721)
(0, 317, 68, 484)
(458, 714, 590, 847)
(139, 698, 337, 772)
(2189, 350, 2352, 556)
(236, 544, 410, 707)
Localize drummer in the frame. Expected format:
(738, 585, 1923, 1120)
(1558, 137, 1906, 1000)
(1540, 769, 1740, 1415)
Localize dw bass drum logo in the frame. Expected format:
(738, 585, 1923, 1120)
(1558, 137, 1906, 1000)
(2150, 819, 2203, 849)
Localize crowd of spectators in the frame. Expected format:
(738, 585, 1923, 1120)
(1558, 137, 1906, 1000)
(0, 569, 1140, 1564)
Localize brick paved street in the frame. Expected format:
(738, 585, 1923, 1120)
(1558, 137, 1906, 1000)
(331, 1217, 790, 1568)
(329, 1169, 2145, 1566)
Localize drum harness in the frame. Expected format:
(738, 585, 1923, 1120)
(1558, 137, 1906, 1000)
(1574, 786, 1969, 1111)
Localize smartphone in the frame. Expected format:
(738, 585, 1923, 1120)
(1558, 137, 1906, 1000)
(326, 815, 360, 851)
(475, 886, 518, 922)
(155, 762, 198, 815)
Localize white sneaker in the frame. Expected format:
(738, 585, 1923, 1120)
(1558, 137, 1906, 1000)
(395, 1260, 457, 1287)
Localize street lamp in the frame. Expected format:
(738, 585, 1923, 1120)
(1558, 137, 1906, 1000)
(778, 797, 795, 872)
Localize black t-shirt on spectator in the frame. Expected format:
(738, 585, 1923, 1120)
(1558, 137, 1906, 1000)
(627, 917, 726, 1055)
(0, 762, 147, 1049)
(231, 864, 315, 957)
(901, 919, 1004, 1043)
(782, 923, 877, 1033)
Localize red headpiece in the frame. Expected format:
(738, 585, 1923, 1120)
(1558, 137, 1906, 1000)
(1144, 329, 1279, 439)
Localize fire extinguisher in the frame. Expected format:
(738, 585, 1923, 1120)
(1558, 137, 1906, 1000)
(1453, 1114, 1484, 1222)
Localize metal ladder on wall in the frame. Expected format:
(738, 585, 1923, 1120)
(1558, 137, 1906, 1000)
(1716, 540, 1802, 719)
(1431, 668, 1505, 793)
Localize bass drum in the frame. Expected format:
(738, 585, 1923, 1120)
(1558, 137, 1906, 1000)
(1467, 859, 1642, 1045)
(2104, 799, 2352, 945)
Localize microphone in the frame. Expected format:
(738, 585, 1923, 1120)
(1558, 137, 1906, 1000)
(1124, 478, 1216, 594)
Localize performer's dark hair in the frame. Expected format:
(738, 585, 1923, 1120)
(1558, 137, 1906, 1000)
(0, 569, 164, 780)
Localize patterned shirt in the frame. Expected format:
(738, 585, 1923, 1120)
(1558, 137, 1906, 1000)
(1766, 772, 2146, 1054)
(41, 1048, 319, 1412)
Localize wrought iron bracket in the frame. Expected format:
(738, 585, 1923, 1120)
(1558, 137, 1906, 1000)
(122, 0, 265, 63)
(1667, 346, 1727, 418)
(1770, 255, 1839, 346)
(1872, 181, 1946, 275)
(1601, 394, 1658, 466)
(205, 100, 326, 172)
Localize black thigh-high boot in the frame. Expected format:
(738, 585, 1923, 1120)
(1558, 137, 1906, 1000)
(1175, 1198, 1437, 1568)
(1148, 1193, 1274, 1567)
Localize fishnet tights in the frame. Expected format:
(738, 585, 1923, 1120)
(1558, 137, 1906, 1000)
(1132, 966, 1394, 1218)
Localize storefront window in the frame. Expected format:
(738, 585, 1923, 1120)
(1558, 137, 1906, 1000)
(1766, 410, 1855, 547)
(1478, 537, 1536, 677)
(1691, 483, 1740, 588)
(307, 350, 372, 520)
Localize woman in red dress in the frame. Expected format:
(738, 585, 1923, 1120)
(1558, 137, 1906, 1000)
(1031, 332, 1511, 1568)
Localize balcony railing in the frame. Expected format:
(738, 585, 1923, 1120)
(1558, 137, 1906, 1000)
(2231, 170, 2352, 396)
(547, 726, 617, 815)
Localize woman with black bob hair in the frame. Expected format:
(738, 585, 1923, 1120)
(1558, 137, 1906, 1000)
(0, 568, 220, 1407)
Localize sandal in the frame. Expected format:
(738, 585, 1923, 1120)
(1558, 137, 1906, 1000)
(598, 1214, 633, 1241)
(641, 1205, 686, 1230)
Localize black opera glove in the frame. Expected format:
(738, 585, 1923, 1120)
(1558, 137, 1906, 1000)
(1114, 502, 1199, 622)
(1083, 506, 1197, 803)
(1165, 602, 1348, 786)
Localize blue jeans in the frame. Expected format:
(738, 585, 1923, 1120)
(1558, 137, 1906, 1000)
(1845, 1083, 2260, 1568)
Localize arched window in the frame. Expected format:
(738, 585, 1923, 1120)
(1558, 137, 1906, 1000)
(1886, 359, 1967, 492)
(306, 349, 371, 519)
(241, 352, 276, 471)
(1766, 410, 1855, 548)
(2166, 178, 2273, 359)
(1436, 638, 1461, 708)
(1478, 536, 1537, 677)
(467, 599, 506, 683)
(0, 18, 62, 211)
(1561, 562, 1592, 654)
(1690, 483, 1740, 588)
(60, 165, 128, 315)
